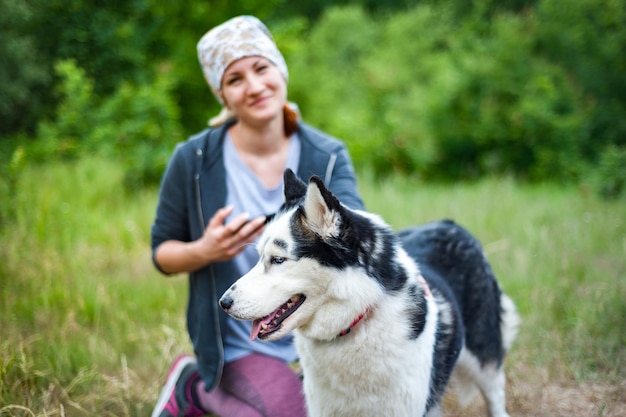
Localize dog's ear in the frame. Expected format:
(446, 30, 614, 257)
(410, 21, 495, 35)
(302, 176, 344, 239)
(283, 169, 307, 206)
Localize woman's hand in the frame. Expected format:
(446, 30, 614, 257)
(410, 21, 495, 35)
(196, 205, 267, 263)
(154, 205, 267, 274)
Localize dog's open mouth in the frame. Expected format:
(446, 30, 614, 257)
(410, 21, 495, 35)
(250, 294, 306, 341)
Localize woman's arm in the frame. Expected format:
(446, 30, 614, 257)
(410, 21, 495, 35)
(154, 206, 266, 274)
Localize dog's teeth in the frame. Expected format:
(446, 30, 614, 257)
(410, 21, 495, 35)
(290, 295, 299, 302)
(287, 303, 293, 309)
(281, 308, 287, 313)
(261, 323, 268, 330)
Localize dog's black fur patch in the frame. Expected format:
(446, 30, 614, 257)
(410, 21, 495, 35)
(398, 220, 506, 366)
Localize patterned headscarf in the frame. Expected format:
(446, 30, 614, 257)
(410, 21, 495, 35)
(197, 16, 289, 125)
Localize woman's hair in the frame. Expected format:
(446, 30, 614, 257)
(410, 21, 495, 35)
(284, 104, 299, 137)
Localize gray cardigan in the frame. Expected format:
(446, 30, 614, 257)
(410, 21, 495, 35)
(151, 120, 364, 390)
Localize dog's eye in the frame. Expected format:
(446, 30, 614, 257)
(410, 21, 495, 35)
(270, 256, 286, 265)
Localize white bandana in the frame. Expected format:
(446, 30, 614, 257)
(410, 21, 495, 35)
(197, 15, 289, 125)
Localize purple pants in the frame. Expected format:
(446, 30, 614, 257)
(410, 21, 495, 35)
(196, 353, 307, 417)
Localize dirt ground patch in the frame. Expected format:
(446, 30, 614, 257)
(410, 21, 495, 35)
(442, 364, 626, 417)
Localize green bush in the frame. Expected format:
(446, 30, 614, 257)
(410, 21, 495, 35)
(7, 1, 624, 193)
(536, 0, 626, 155)
(0, 146, 26, 228)
(288, 6, 380, 168)
(289, 4, 591, 181)
(0, 0, 49, 135)
(89, 71, 183, 189)
(424, 11, 590, 181)
(35, 60, 96, 160)
(33, 60, 183, 189)
(590, 145, 626, 199)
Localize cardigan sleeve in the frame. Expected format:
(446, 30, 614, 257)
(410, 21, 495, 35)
(150, 142, 193, 273)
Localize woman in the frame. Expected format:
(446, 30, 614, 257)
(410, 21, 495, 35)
(150, 16, 364, 417)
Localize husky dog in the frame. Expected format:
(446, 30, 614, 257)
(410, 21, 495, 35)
(220, 169, 519, 417)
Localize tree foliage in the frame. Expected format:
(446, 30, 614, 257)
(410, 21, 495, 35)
(0, 0, 49, 135)
(535, 0, 626, 153)
(34, 60, 182, 189)
(1, 0, 625, 196)
(288, 5, 592, 182)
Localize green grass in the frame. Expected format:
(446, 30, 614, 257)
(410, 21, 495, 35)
(1, 158, 624, 416)
(361, 173, 626, 382)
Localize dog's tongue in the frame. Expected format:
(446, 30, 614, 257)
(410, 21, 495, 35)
(250, 315, 274, 341)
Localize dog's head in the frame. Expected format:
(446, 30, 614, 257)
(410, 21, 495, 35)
(219, 169, 385, 341)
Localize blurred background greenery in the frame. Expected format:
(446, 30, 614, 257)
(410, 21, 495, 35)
(1, 0, 625, 198)
(1, 1, 625, 415)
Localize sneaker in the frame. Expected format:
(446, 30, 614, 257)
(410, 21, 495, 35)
(151, 355, 207, 417)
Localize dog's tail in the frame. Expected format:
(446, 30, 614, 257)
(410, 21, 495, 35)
(500, 293, 520, 352)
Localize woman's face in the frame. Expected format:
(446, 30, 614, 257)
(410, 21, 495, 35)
(221, 56, 287, 127)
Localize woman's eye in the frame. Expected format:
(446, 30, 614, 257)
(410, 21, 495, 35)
(225, 76, 241, 85)
(270, 256, 285, 265)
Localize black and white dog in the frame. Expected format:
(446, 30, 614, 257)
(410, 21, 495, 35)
(220, 170, 519, 417)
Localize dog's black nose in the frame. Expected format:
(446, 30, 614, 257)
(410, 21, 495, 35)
(220, 295, 233, 311)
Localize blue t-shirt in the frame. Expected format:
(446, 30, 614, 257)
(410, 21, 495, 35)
(222, 132, 301, 363)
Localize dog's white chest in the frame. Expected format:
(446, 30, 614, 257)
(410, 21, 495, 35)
(295, 298, 439, 417)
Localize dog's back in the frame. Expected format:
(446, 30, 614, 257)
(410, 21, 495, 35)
(399, 220, 512, 364)
(399, 220, 520, 416)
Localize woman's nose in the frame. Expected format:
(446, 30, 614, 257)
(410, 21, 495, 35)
(246, 74, 265, 94)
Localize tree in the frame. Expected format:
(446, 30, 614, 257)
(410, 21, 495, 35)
(0, 0, 49, 136)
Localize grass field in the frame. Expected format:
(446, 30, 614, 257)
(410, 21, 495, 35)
(1, 157, 625, 416)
